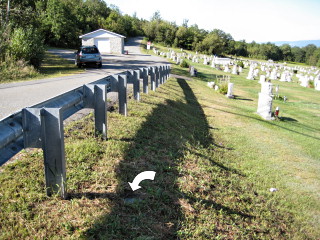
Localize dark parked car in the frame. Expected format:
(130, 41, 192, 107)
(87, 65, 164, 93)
(75, 45, 102, 68)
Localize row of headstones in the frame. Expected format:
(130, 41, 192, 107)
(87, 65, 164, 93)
(154, 47, 320, 90)
(158, 46, 319, 78)
(247, 63, 320, 90)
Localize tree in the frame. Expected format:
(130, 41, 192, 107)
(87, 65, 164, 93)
(234, 40, 248, 57)
(291, 47, 306, 63)
(9, 26, 45, 68)
(303, 44, 317, 65)
(196, 29, 233, 55)
(174, 26, 194, 49)
(40, 0, 84, 47)
(280, 44, 293, 61)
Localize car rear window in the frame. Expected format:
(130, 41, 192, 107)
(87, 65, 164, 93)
(82, 47, 99, 54)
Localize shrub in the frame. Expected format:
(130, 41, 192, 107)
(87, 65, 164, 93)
(308, 80, 314, 88)
(218, 82, 228, 95)
(0, 56, 38, 82)
(9, 27, 45, 69)
(180, 59, 189, 68)
(237, 61, 244, 68)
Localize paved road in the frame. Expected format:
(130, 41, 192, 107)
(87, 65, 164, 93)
(0, 37, 169, 119)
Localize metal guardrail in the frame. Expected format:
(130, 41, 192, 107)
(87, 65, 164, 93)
(0, 64, 171, 198)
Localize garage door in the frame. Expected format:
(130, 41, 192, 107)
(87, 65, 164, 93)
(94, 38, 110, 53)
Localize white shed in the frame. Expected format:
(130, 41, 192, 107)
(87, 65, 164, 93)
(79, 29, 125, 54)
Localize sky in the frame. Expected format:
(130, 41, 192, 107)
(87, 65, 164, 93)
(105, 0, 320, 43)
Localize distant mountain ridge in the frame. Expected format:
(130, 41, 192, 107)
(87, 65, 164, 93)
(267, 40, 320, 47)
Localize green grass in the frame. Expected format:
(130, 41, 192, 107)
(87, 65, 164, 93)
(38, 51, 84, 77)
(0, 44, 319, 239)
(0, 50, 84, 84)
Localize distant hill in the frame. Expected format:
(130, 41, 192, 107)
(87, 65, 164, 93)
(269, 40, 320, 47)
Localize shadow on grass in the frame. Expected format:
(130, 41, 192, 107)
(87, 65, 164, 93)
(81, 78, 247, 239)
(234, 95, 254, 101)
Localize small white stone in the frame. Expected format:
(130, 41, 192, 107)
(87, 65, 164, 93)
(269, 188, 278, 192)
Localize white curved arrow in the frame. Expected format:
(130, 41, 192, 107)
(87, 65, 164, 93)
(128, 171, 156, 191)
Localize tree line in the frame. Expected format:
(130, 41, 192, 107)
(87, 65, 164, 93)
(1, 0, 320, 74)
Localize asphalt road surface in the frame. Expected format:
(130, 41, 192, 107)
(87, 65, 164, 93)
(0, 37, 169, 119)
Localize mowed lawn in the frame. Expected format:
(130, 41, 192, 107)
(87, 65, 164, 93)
(0, 54, 319, 239)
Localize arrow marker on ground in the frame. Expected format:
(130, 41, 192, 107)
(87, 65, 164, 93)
(128, 171, 156, 191)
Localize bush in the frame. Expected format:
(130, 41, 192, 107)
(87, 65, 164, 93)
(9, 27, 45, 69)
(180, 59, 189, 68)
(0, 56, 39, 82)
(308, 80, 314, 88)
(237, 61, 244, 68)
(218, 82, 228, 95)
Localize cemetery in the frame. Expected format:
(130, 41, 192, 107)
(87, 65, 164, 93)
(146, 42, 320, 239)
(0, 39, 319, 239)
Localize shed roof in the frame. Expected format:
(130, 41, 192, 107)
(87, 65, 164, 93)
(79, 29, 126, 39)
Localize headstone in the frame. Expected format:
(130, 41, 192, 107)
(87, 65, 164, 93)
(259, 75, 266, 84)
(280, 72, 287, 82)
(190, 66, 195, 77)
(300, 76, 309, 87)
(247, 68, 254, 80)
(257, 82, 274, 120)
(207, 82, 215, 88)
(270, 70, 277, 80)
(226, 83, 234, 98)
(232, 65, 237, 75)
(224, 65, 230, 73)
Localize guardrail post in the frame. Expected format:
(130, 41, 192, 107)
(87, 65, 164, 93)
(150, 67, 156, 91)
(133, 70, 141, 101)
(165, 65, 170, 82)
(110, 74, 127, 116)
(118, 74, 127, 116)
(94, 85, 107, 139)
(155, 66, 159, 88)
(142, 68, 149, 94)
(40, 108, 67, 199)
(159, 66, 164, 85)
(84, 84, 108, 139)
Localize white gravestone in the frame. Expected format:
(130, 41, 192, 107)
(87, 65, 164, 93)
(226, 83, 234, 98)
(257, 82, 274, 120)
(259, 75, 266, 84)
(232, 65, 237, 75)
(247, 69, 254, 80)
(270, 70, 277, 80)
(207, 82, 215, 88)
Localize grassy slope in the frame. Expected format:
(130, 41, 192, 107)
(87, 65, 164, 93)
(0, 45, 319, 239)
